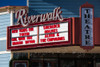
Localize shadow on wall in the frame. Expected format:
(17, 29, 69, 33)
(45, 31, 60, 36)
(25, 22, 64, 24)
(29, 0, 100, 18)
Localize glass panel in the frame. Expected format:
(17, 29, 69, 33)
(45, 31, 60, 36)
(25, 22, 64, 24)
(77, 60, 93, 67)
(60, 60, 75, 67)
(15, 63, 26, 67)
(96, 63, 100, 67)
(54, 63, 58, 67)
(32, 62, 42, 67)
(44, 62, 51, 67)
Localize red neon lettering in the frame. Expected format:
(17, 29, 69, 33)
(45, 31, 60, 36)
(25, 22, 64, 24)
(12, 41, 23, 45)
(45, 35, 48, 38)
(30, 40, 35, 43)
(47, 37, 65, 42)
(19, 28, 27, 32)
(57, 33, 59, 36)
(43, 25, 49, 29)
(51, 29, 58, 32)
(58, 24, 60, 27)
(43, 24, 60, 29)
(19, 32, 30, 36)
(40, 39, 46, 42)
(45, 30, 50, 33)
(27, 36, 32, 39)
(18, 37, 25, 40)
(29, 27, 34, 31)
(12, 30, 18, 33)
(25, 40, 35, 44)
(45, 34, 55, 38)
(12, 38, 17, 41)
(45, 29, 58, 33)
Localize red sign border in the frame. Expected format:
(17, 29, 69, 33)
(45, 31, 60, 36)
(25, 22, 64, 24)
(7, 18, 71, 50)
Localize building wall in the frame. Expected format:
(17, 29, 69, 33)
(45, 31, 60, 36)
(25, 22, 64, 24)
(0, 53, 11, 67)
(0, 13, 10, 51)
(28, 0, 100, 17)
(0, 12, 11, 67)
(28, 0, 100, 46)
(94, 18, 100, 45)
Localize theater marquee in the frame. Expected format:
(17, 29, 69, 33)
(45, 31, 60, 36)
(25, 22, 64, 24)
(7, 7, 71, 50)
(7, 18, 71, 50)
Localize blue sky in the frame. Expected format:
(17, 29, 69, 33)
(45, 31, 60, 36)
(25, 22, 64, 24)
(0, 0, 27, 7)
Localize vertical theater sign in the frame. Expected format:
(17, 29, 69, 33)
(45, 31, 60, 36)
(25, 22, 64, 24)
(7, 7, 71, 50)
(80, 2, 94, 49)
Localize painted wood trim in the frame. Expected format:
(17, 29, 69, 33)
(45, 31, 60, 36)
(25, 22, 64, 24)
(0, 51, 11, 54)
(0, 12, 9, 15)
(10, 11, 13, 26)
(0, 37, 6, 40)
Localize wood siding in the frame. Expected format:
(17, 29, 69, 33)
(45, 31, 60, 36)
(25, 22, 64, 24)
(28, 0, 100, 17)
